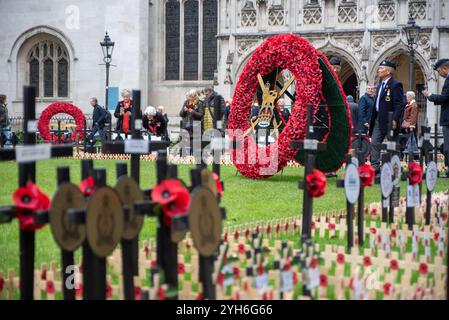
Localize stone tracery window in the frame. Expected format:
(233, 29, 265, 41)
(408, 0, 427, 20)
(26, 39, 69, 98)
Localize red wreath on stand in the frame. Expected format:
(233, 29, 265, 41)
(38, 102, 86, 142)
(228, 34, 351, 179)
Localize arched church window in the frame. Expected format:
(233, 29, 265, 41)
(26, 39, 70, 98)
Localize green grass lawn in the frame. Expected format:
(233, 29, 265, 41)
(1, 158, 449, 273)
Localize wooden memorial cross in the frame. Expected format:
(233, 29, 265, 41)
(420, 125, 437, 225)
(32, 166, 86, 300)
(353, 132, 368, 245)
(189, 166, 225, 300)
(290, 104, 327, 244)
(336, 155, 361, 250)
(115, 162, 145, 300)
(376, 112, 400, 224)
(0, 86, 72, 300)
(70, 168, 124, 299)
(102, 90, 168, 277)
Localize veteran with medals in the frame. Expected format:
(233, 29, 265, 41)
(369, 60, 405, 176)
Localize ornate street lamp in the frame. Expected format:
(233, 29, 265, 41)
(100, 32, 115, 140)
(403, 17, 421, 92)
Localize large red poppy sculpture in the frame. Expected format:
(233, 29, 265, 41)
(228, 34, 351, 179)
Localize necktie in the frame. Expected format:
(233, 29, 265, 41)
(376, 82, 385, 112)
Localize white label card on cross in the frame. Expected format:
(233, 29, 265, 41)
(15, 144, 52, 163)
(386, 141, 396, 151)
(303, 139, 318, 151)
(407, 185, 415, 207)
(424, 133, 430, 141)
(125, 139, 149, 154)
(27, 120, 38, 133)
(135, 119, 143, 130)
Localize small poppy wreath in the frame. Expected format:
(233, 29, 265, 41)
(38, 102, 86, 142)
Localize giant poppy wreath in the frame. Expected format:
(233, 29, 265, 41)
(228, 34, 351, 179)
(38, 102, 86, 142)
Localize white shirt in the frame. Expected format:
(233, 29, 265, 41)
(375, 77, 391, 112)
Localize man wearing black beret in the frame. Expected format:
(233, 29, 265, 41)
(369, 60, 404, 175)
(423, 58, 449, 176)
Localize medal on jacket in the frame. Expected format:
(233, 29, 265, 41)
(385, 88, 391, 102)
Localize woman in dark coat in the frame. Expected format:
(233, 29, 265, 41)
(114, 89, 133, 133)
(143, 106, 167, 139)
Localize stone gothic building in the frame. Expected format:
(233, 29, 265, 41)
(0, 0, 448, 128)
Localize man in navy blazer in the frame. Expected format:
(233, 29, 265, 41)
(369, 60, 404, 174)
(423, 58, 449, 175)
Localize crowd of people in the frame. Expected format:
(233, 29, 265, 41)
(2, 58, 449, 177)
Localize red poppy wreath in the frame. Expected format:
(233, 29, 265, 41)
(38, 102, 86, 142)
(228, 34, 351, 179)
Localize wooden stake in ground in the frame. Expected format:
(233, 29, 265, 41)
(336, 155, 360, 251)
(290, 105, 326, 244)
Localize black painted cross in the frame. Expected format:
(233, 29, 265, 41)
(290, 105, 327, 244)
(0, 86, 73, 300)
(336, 154, 361, 251)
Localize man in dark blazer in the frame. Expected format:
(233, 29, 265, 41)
(423, 58, 449, 175)
(369, 60, 404, 174)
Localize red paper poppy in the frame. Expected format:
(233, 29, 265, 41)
(408, 162, 423, 185)
(284, 223, 289, 231)
(178, 263, 185, 275)
(0, 277, 4, 293)
(234, 231, 239, 240)
(320, 274, 328, 287)
(311, 221, 316, 230)
(257, 264, 265, 276)
(217, 272, 224, 287)
(151, 179, 184, 205)
(41, 269, 47, 280)
(245, 229, 250, 238)
(383, 283, 391, 295)
(13, 182, 50, 231)
(336, 253, 345, 265)
(266, 225, 271, 234)
(224, 232, 228, 242)
(306, 169, 327, 198)
(238, 244, 245, 255)
(276, 224, 280, 233)
(419, 263, 428, 275)
(106, 284, 113, 299)
(134, 286, 142, 300)
(369, 227, 377, 234)
(161, 186, 190, 228)
(363, 256, 372, 267)
(434, 233, 439, 242)
(293, 271, 298, 285)
(311, 258, 318, 269)
(328, 223, 336, 231)
(283, 260, 291, 271)
(371, 208, 377, 216)
(212, 173, 224, 198)
(358, 164, 375, 187)
(233, 267, 240, 280)
(75, 283, 83, 297)
(391, 229, 397, 238)
(45, 280, 55, 294)
(390, 259, 399, 271)
(197, 292, 204, 300)
(38, 102, 86, 142)
(158, 286, 165, 300)
(79, 177, 95, 196)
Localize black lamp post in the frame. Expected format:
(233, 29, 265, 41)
(403, 17, 421, 92)
(100, 32, 115, 140)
